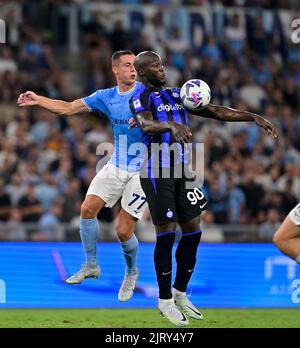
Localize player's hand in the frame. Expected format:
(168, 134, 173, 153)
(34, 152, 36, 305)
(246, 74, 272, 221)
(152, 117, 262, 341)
(254, 116, 278, 139)
(17, 91, 40, 107)
(169, 121, 192, 144)
(128, 117, 137, 129)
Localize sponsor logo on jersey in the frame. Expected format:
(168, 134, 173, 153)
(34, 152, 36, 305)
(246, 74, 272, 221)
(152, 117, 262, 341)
(111, 118, 129, 125)
(109, 101, 121, 106)
(157, 103, 184, 112)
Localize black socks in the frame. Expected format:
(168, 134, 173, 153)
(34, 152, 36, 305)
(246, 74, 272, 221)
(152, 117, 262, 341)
(173, 230, 202, 292)
(154, 231, 176, 299)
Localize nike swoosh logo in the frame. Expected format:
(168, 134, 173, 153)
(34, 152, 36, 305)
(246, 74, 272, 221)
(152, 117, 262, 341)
(186, 305, 201, 316)
(188, 269, 194, 273)
(200, 202, 207, 209)
(162, 271, 172, 276)
(181, 313, 188, 322)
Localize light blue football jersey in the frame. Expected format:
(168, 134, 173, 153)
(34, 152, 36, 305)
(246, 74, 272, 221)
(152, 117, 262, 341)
(82, 82, 145, 172)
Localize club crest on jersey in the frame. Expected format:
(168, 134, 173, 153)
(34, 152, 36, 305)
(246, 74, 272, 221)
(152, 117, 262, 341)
(133, 99, 141, 108)
(166, 209, 174, 218)
(172, 92, 179, 98)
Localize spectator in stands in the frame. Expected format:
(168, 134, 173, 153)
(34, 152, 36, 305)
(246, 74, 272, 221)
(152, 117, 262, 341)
(6, 173, 28, 207)
(35, 172, 60, 211)
(239, 169, 265, 223)
(0, 178, 11, 222)
(167, 26, 188, 70)
(207, 180, 229, 224)
(19, 184, 43, 223)
(258, 209, 281, 242)
(38, 202, 64, 241)
(261, 191, 285, 220)
(227, 176, 246, 224)
(110, 20, 131, 52)
(0, 47, 18, 74)
(7, 208, 27, 241)
(247, 15, 272, 58)
(141, 12, 166, 58)
(201, 35, 221, 68)
(61, 178, 82, 223)
(224, 13, 246, 54)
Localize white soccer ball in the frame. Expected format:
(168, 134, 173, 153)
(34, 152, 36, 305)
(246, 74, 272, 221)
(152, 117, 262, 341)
(180, 79, 211, 111)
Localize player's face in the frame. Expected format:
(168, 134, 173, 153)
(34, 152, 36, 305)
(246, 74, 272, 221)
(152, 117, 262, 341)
(145, 58, 166, 87)
(113, 55, 136, 86)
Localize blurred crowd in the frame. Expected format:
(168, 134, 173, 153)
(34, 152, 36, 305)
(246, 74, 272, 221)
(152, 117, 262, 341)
(0, 1, 299, 242)
(38, 0, 300, 8)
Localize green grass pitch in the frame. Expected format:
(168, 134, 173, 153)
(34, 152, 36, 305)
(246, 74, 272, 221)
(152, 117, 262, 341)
(0, 309, 299, 328)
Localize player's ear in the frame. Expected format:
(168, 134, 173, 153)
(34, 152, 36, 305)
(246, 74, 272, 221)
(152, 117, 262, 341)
(139, 68, 145, 76)
(112, 65, 118, 74)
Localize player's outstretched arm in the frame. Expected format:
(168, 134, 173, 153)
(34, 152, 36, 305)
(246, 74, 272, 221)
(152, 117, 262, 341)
(17, 91, 88, 116)
(135, 111, 192, 144)
(193, 103, 278, 139)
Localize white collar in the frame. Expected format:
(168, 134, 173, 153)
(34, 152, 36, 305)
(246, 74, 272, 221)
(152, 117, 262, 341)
(117, 82, 137, 95)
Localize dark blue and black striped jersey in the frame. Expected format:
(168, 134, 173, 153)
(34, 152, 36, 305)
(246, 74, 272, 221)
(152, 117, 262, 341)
(129, 85, 190, 169)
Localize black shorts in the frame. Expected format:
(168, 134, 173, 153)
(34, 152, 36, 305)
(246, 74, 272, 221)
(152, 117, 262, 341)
(140, 171, 208, 226)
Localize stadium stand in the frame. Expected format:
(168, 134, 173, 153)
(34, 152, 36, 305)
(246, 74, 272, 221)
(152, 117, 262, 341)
(0, 0, 299, 242)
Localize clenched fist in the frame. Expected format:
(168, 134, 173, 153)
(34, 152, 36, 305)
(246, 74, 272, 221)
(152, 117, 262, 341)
(17, 91, 40, 107)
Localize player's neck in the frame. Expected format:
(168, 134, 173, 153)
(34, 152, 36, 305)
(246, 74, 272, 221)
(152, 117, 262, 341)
(143, 80, 165, 89)
(118, 82, 136, 94)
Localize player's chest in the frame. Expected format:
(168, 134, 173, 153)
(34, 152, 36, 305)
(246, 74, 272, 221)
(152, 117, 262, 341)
(152, 89, 185, 114)
(154, 89, 183, 105)
(107, 97, 131, 121)
(106, 97, 133, 130)
(107, 98, 127, 114)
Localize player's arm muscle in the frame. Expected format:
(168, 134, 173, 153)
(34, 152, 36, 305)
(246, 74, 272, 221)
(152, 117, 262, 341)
(135, 111, 172, 134)
(192, 103, 278, 138)
(193, 103, 257, 121)
(37, 97, 87, 116)
(17, 90, 88, 116)
(135, 111, 192, 143)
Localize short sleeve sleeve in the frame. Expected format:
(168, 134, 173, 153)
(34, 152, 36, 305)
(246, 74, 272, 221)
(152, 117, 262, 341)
(81, 90, 108, 114)
(129, 88, 152, 115)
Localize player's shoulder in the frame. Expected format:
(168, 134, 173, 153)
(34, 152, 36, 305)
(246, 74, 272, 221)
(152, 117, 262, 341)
(133, 82, 146, 94)
(130, 83, 155, 112)
(165, 86, 181, 95)
(99, 86, 118, 97)
(131, 82, 149, 101)
(88, 86, 118, 101)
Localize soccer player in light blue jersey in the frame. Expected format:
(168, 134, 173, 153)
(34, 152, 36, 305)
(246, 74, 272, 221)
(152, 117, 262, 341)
(273, 203, 300, 264)
(17, 51, 147, 302)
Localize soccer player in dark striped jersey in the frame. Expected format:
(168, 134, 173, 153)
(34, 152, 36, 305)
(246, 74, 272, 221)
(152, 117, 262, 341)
(129, 51, 278, 327)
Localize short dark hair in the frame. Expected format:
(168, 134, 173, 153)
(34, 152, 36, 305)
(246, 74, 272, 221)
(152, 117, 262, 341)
(111, 50, 135, 66)
(134, 51, 161, 72)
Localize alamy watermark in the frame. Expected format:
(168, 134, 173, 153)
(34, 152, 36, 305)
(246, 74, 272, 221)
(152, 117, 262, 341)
(95, 136, 205, 190)
(291, 19, 300, 44)
(291, 279, 300, 304)
(0, 279, 6, 303)
(0, 19, 6, 44)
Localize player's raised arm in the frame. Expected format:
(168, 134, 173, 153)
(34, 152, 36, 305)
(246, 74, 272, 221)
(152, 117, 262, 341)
(17, 91, 88, 116)
(193, 103, 278, 139)
(134, 111, 192, 144)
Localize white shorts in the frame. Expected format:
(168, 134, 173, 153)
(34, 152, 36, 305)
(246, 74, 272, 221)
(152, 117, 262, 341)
(86, 163, 147, 220)
(288, 203, 300, 226)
